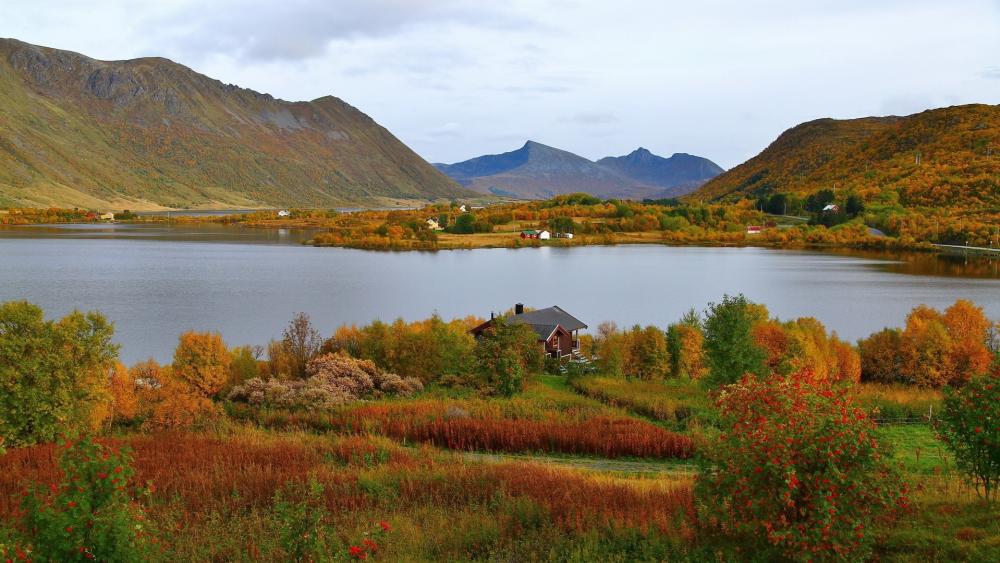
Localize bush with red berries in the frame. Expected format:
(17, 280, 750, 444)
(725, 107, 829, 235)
(696, 373, 908, 560)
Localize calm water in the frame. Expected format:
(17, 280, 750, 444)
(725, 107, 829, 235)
(1, 223, 998, 363)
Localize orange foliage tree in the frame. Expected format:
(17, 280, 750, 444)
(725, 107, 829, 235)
(172, 331, 232, 398)
(860, 300, 993, 387)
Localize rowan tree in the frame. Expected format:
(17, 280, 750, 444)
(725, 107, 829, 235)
(697, 374, 908, 560)
(938, 374, 1000, 504)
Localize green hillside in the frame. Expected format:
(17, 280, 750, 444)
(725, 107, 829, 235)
(0, 39, 470, 209)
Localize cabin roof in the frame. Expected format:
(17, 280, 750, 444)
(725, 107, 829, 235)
(510, 305, 587, 333)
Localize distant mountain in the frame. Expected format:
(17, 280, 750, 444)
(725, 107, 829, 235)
(692, 104, 999, 209)
(597, 148, 724, 197)
(435, 141, 723, 200)
(0, 38, 470, 209)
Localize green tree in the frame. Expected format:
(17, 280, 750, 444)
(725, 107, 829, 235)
(0, 301, 118, 447)
(548, 216, 575, 233)
(845, 194, 865, 217)
(703, 294, 767, 386)
(451, 213, 476, 234)
(938, 374, 1000, 504)
(474, 316, 541, 396)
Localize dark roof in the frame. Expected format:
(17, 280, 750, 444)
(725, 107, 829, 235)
(510, 306, 587, 333)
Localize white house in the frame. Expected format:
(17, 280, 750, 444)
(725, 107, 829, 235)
(277, 210, 291, 217)
(821, 204, 839, 213)
(426, 218, 442, 230)
(538, 230, 551, 240)
(458, 205, 467, 212)
(100, 212, 115, 221)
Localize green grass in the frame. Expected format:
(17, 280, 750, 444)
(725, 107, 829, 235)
(878, 424, 955, 475)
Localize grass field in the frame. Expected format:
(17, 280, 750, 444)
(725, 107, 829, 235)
(2, 373, 996, 561)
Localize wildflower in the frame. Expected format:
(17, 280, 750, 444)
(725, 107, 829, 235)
(363, 538, 378, 553)
(67, 501, 77, 508)
(349, 545, 367, 560)
(98, 473, 107, 480)
(378, 520, 391, 532)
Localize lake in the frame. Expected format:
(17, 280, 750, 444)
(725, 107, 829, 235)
(1, 223, 998, 363)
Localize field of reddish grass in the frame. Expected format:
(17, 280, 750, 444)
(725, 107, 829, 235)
(236, 402, 695, 459)
(0, 431, 695, 537)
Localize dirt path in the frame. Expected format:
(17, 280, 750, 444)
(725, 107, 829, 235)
(458, 451, 696, 475)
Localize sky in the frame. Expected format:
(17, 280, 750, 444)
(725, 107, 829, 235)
(2, 0, 999, 169)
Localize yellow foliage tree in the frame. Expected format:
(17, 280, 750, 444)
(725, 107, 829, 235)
(172, 331, 232, 398)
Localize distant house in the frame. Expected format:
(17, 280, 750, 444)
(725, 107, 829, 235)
(458, 205, 467, 212)
(538, 230, 551, 240)
(821, 204, 840, 213)
(426, 218, 442, 230)
(746, 225, 763, 234)
(521, 230, 539, 239)
(470, 304, 588, 359)
(555, 232, 574, 239)
(277, 210, 291, 218)
(99, 212, 115, 221)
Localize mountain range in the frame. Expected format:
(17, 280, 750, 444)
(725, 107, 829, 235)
(0, 38, 470, 210)
(434, 141, 723, 200)
(692, 104, 999, 209)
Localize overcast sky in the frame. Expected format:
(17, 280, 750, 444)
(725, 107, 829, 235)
(3, 0, 999, 168)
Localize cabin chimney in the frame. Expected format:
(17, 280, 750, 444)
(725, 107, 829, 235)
(490, 311, 495, 320)
(515, 303, 524, 315)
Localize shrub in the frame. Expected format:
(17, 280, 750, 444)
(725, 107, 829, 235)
(937, 374, 1000, 504)
(271, 478, 336, 561)
(0, 301, 118, 447)
(16, 436, 156, 562)
(697, 374, 907, 560)
(229, 354, 423, 409)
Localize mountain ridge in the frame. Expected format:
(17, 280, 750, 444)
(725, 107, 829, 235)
(0, 38, 470, 209)
(435, 141, 723, 200)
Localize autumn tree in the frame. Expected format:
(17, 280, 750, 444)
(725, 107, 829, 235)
(859, 300, 993, 387)
(281, 312, 323, 379)
(667, 310, 706, 379)
(703, 294, 767, 387)
(593, 321, 625, 377)
(624, 325, 670, 380)
(106, 362, 140, 426)
(941, 300, 993, 384)
(0, 301, 118, 446)
(172, 331, 232, 398)
(858, 328, 904, 383)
